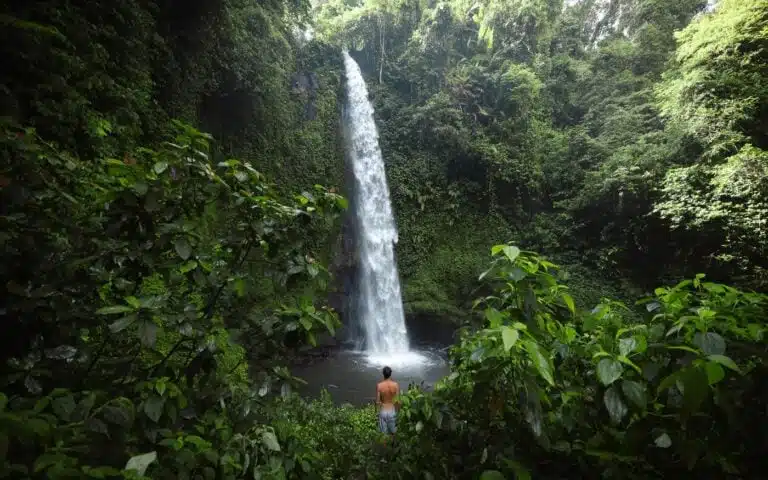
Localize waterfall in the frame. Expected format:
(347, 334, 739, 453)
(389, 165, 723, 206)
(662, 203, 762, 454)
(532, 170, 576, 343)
(342, 51, 411, 359)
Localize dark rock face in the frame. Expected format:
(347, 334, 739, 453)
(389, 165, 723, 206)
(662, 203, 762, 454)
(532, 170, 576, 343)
(405, 314, 458, 347)
(328, 212, 360, 344)
(291, 71, 319, 94)
(290, 71, 319, 120)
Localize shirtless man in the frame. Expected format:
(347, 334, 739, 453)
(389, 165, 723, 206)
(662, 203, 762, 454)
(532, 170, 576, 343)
(376, 366, 400, 438)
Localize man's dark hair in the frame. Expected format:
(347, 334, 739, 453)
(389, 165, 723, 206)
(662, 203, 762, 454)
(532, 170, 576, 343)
(382, 366, 392, 379)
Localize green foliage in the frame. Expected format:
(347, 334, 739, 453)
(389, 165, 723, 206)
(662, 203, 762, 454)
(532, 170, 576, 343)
(0, 120, 346, 478)
(388, 245, 768, 478)
(315, 0, 768, 302)
(652, 0, 768, 286)
(4, 0, 768, 478)
(267, 392, 381, 479)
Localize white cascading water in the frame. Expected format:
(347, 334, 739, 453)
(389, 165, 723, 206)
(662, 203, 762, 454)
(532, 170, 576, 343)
(342, 51, 422, 367)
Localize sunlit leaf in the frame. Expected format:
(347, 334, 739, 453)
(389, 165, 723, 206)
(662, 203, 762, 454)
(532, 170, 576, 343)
(654, 433, 671, 448)
(646, 301, 661, 313)
(299, 316, 313, 331)
(124, 296, 141, 309)
(502, 245, 520, 263)
(258, 380, 270, 397)
(180, 260, 198, 273)
(261, 430, 281, 451)
(562, 293, 575, 314)
(125, 451, 157, 476)
(523, 340, 554, 386)
(485, 308, 503, 328)
(501, 326, 519, 351)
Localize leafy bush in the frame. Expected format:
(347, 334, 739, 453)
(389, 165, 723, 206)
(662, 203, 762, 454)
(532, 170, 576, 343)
(0, 120, 346, 478)
(390, 244, 768, 479)
(268, 392, 381, 479)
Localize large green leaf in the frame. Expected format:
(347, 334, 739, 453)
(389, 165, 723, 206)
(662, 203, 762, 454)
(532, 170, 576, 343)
(174, 237, 192, 260)
(34, 453, 65, 473)
(261, 430, 281, 451)
(125, 451, 157, 476)
(485, 308, 503, 328)
(96, 305, 133, 315)
(101, 405, 133, 427)
(707, 354, 741, 373)
(596, 358, 624, 386)
(124, 296, 141, 309)
(52, 394, 76, 421)
(693, 332, 726, 355)
(618, 337, 639, 357)
(502, 245, 520, 263)
(109, 314, 137, 333)
(561, 293, 575, 314)
(603, 386, 628, 424)
(492, 244, 520, 263)
(507, 461, 531, 480)
(654, 433, 672, 448)
(85, 418, 109, 436)
(180, 260, 198, 274)
(501, 326, 519, 351)
(153, 161, 168, 174)
(657, 370, 684, 394)
(479, 471, 505, 480)
(508, 267, 526, 282)
(299, 316, 313, 331)
(621, 380, 646, 409)
(138, 321, 158, 348)
(143, 395, 165, 423)
(704, 361, 725, 385)
(681, 366, 709, 415)
(523, 340, 554, 386)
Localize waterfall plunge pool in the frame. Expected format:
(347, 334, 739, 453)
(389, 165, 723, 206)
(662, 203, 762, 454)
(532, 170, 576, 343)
(292, 347, 450, 405)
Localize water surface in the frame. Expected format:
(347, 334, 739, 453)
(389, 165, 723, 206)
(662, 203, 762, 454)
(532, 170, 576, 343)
(294, 348, 450, 405)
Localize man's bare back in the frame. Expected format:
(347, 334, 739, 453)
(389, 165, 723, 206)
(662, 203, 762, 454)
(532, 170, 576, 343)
(377, 379, 399, 411)
(377, 366, 399, 436)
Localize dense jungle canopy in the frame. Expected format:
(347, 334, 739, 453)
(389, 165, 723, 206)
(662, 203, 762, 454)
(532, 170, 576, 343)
(1, 0, 768, 478)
